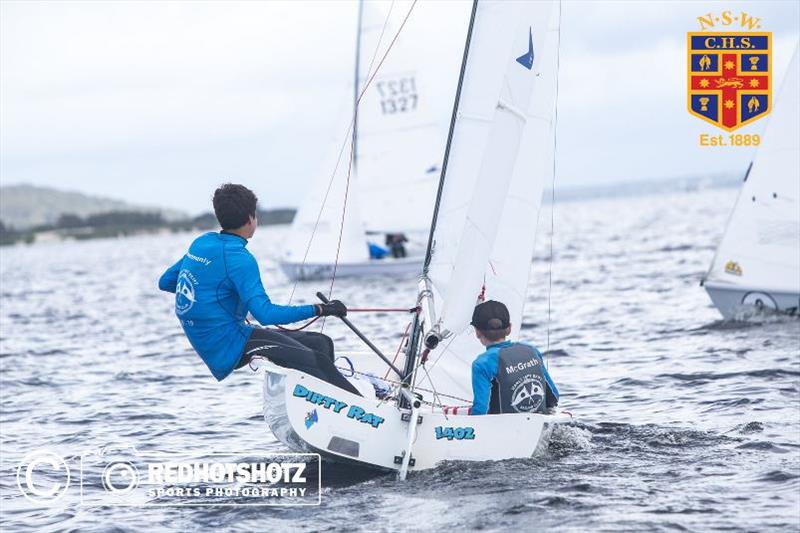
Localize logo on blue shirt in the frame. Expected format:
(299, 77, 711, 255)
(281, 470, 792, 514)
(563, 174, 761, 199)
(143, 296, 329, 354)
(175, 269, 197, 315)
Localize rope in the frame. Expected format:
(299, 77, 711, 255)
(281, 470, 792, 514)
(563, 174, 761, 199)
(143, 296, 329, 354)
(337, 365, 470, 404)
(348, 307, 417, 313)
(277, 315, 320, 332)
(545, 1, 562, 370)
(286, 0, 410, 306)
(361, 1, 396, 83)
(335, 356, 356, 377)
(382, 320, 413, 380)
(420, 364, 451, 413)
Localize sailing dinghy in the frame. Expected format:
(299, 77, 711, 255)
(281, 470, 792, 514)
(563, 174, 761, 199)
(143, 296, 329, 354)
(265, 0, 570, 476)
(279, 1, 467, 281)
(702, 43, 800, 319)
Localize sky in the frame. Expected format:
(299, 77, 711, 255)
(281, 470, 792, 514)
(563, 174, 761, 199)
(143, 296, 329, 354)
(1, 0, 798, 215)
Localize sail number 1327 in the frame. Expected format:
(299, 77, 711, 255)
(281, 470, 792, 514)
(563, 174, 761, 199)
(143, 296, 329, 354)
(376, 77, 418, 114)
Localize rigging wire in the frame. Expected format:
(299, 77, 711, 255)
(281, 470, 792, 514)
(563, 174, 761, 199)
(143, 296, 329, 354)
(382, 319, 414, 380)
(322, 1, 418, 334)
(545, 0, 563, 370)
(326, 0, 419, 300)
(336, 365, 470, 404)
(284, 1, 412, 333)
(287, 1, 398, 305)
(286, 1, 416, 320)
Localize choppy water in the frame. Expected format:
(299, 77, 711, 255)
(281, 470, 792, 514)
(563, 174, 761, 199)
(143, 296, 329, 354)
(1, 187, 799, 532)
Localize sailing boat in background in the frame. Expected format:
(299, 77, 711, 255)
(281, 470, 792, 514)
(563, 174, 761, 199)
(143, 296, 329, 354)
(265, 0, 568, 476)
(280, 1, 469, 281)
(703, 43, 800, 319)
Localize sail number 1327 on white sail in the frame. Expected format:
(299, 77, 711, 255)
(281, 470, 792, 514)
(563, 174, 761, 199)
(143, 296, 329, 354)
(376, 76, 418, 114)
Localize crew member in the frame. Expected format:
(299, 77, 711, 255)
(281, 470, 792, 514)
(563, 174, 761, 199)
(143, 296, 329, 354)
(468, 300, 558, 415)
(385, 233, 408, 258)
(158, 183, 350, 387)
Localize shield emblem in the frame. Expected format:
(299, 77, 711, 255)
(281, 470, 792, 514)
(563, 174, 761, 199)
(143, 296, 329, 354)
(687, 32, 772, 131)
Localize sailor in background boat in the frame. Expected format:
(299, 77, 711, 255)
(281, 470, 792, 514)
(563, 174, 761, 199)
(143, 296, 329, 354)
(466, 301, 559, 415)
(158, 183, 349, 384)
(385, 233, 408, 258)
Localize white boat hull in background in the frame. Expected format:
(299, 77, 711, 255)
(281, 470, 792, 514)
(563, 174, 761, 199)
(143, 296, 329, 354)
(704, 281, 800, 320)
(702, 44, 800, 319)
(263, 366, 571, 472)
(279, 256, 422, 282)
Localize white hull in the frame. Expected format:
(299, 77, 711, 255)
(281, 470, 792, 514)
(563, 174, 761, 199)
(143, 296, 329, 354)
(279, 256, 422, 282)
(704, 281, 800, 320)
(262, 365, 571, 473)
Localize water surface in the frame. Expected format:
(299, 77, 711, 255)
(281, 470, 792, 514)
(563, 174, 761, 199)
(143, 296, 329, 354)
(1, 187, 798, 531)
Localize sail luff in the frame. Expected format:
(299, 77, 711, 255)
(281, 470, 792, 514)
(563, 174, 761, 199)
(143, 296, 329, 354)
(705, 42, 800, 294)
(413, 1, 560, 402)
(424, 1, 555, 338)
(701, 161, 751, 286)
(422, 0, 480, 274)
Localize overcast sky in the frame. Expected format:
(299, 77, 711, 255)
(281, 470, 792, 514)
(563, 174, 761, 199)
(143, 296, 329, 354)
(1, 0, 798, 214)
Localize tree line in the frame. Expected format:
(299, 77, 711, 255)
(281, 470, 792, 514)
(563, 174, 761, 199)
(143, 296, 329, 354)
(0, 208, 296, 246)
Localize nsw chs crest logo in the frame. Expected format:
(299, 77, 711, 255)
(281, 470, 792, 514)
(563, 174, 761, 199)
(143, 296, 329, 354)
(688, 12, 772, 131)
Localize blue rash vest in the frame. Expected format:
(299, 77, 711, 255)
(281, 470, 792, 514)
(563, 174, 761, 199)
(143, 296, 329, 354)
(470, 340, 559, 415)
(158, 231, 317, 381)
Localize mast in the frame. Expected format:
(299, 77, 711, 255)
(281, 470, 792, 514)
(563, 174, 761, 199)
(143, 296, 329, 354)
(743, 160, 753, 182)
(403, 0, 479, 381)
(352, 0, 364, 171)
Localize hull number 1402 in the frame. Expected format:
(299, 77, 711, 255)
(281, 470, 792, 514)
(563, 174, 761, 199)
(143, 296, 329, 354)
(435, 426, 475, 440)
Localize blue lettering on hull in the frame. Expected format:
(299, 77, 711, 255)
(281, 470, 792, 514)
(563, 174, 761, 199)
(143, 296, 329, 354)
(435, 426, 476, 440)
(292, 384, 385, 428)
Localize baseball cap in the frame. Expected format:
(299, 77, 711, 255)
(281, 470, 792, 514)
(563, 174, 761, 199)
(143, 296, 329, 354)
(470, 300, 510, 331)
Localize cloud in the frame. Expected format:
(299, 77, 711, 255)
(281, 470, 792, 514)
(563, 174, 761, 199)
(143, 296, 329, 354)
(1, 1, 358, 158)
(1, 0, 798, 212)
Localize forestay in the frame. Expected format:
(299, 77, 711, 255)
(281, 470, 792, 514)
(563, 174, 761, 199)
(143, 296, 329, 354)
(356, 1, 471, 233)
(705, 43, 800, 295)
(417, 0, 560, 402)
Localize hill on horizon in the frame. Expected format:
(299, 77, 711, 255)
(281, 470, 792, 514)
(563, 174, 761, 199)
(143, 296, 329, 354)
(0, 184, 187, 229)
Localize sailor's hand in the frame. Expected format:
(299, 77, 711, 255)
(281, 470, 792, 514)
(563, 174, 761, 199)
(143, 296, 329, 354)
(316, 300, 347, 318)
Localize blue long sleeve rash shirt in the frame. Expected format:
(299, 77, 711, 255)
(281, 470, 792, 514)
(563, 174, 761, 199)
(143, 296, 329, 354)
(158, 232, 316, 380)
(470, 341, 559, 415)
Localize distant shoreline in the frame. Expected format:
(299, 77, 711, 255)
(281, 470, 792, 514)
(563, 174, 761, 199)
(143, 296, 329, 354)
(0, 208, 296, 247)
(0, 178, 741, 248)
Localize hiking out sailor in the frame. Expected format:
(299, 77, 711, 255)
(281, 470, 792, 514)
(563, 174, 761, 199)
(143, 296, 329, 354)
(465, 300, 559, 415)
(158, 183, 355, 391)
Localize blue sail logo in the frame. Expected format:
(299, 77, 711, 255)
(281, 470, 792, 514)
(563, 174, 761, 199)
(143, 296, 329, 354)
(516, 27, 535, 70)
(305, 409, 318, 429)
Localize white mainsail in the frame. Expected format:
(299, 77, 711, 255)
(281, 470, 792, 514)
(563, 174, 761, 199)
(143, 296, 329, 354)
(281, 120, 369, 266)
(356, 1, 471, 234)
(704, 43, 800, 305)
(417, 0, 560, 402)
(283, 1, 468, 269)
